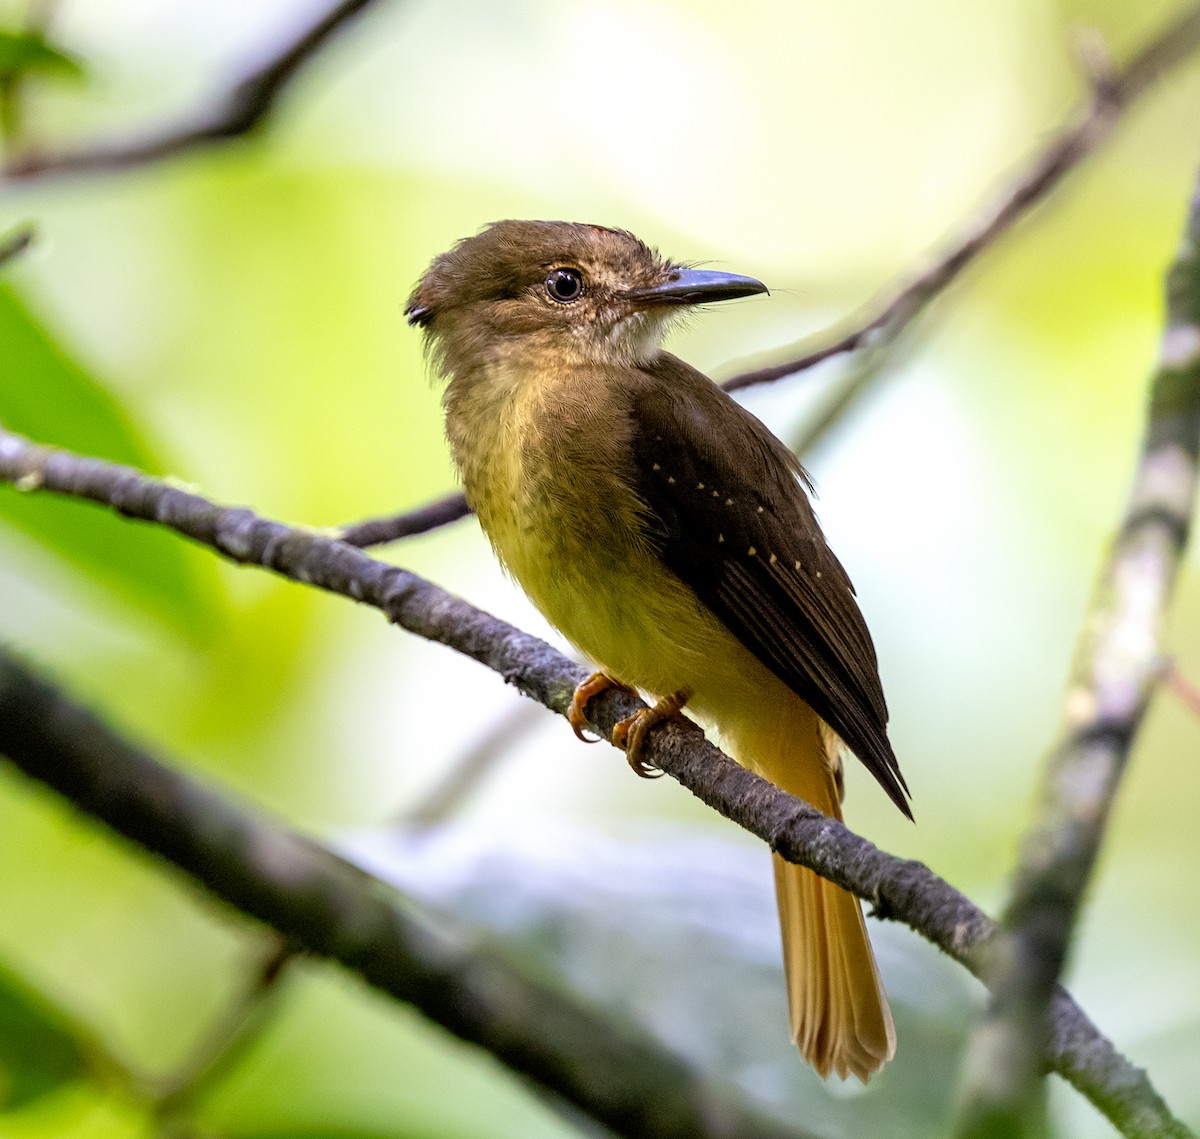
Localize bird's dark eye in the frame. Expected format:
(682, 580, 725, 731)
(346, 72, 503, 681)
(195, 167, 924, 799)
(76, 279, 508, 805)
(545, 267, 584, 303)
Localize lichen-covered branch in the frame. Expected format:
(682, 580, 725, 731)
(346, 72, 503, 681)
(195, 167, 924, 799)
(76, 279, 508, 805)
(1, 0, 382, 180)
(0, 427, 1189, 1139)
(954, 170, 1200, 1139)
(0, 651, 805, 1139)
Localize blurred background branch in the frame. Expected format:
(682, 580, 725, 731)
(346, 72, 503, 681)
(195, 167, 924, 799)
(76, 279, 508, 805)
(400, 701, 545, 830)
(1, 3, 1199, 1136)
(0, 649, 815, 1139)
(150, 934, 293, 1134)
(0, 0, 382, 179)
(722, 2, 1200, 395)
(0, 425, 1190, 1139)
(335, 2, 1200, 552)
(954, 162, 1200, 1138)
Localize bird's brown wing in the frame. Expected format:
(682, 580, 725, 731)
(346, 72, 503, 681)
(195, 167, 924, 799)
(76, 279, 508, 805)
(628, 354, 910, 817)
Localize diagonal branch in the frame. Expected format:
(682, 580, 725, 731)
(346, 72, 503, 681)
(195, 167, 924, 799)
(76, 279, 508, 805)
(339, 3, 1200, 551)
(0, 427, 1190, 1139)
(954, 166, 1200, 1136)
(0, 650, 813, 1139)
(720, 3, 1200, 394)
(339, 490, 472, 547)
(1, 0, 382, 180)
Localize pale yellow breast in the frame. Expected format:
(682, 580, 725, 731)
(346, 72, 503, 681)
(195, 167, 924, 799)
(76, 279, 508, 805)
(443, 357, 780, 718)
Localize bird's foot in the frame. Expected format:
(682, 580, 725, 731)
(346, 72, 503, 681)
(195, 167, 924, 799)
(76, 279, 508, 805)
(568, 672, 635, 743)
(613, 689, 697, 779)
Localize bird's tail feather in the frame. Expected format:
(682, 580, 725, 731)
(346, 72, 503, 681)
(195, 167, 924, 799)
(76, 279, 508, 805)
(726, 703, 894, 1081)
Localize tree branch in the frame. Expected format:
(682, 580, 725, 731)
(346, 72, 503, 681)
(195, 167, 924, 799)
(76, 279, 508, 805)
(1, 0, 382, 180)
(720, 2, 1200, 395)
(954, 165, 1200, 1137)
(343, 4, 1200, 551)
(339, 490, 473, 547)
(0, 428, 1190, 1139)
(0, 649, 812, 1139)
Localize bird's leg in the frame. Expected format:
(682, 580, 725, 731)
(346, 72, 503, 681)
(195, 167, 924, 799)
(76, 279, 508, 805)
(613, 689, 697, 779)
(568, 672, 635, 742)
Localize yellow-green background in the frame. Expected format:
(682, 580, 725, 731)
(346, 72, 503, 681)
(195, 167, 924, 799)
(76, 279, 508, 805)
(1, 0, 1199, 1136)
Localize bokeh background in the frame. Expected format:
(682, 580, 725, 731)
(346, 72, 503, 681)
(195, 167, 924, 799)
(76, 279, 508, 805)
(1, 0, 1199, 1136)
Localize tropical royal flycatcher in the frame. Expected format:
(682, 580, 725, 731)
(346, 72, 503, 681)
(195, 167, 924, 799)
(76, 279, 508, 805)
(406, 220, 911, 1081)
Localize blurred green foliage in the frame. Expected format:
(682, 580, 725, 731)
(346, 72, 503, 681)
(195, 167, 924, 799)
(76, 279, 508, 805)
(0, 1, 1199, 1138)
(0, 285, 221, 641)
(0, 29, 82, 86)
(0, 962, 86, 1111)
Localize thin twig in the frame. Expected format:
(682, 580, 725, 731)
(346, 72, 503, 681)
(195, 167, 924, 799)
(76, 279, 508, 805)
(0, 430, 1189, 1139)
(347, 5, 1200, 550)
(720, 3, 1200, 395)
(1, 0, 382, 179)
(953, 167, 1200, 1137)
(339, 491, 472, 547)
(0, 650, 813, 1139)
(152, 934, 292, 1120)
(402, 700, 544, 829)
(785, 334, 904, 458)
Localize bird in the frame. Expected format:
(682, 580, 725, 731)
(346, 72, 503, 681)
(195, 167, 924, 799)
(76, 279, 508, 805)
(406, 220, 911, 1081)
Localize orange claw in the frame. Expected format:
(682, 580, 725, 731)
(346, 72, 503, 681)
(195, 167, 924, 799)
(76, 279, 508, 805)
(613, 689, 696, 779)
(568, 672, 633, 743)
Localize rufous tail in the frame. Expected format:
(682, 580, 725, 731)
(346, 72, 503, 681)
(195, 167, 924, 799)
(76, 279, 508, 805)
(726, 702, 894, 1081)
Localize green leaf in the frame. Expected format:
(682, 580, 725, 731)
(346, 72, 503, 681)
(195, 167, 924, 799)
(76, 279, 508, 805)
(0, 284, 221, 642)
(0, 963, 86, 1110)
(0, 29, 84, 84)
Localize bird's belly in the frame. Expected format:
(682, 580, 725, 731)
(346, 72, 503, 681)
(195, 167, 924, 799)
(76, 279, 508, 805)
(493, 505, 770, 711)
(456, 373, 776, 712)
(534, 552, 712, 694)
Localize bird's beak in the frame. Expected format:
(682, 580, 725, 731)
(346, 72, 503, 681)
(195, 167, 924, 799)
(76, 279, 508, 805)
(624, 267, 769, 308)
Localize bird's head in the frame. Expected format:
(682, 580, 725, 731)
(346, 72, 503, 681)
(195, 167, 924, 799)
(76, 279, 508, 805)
(406, 219, 767, 374)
